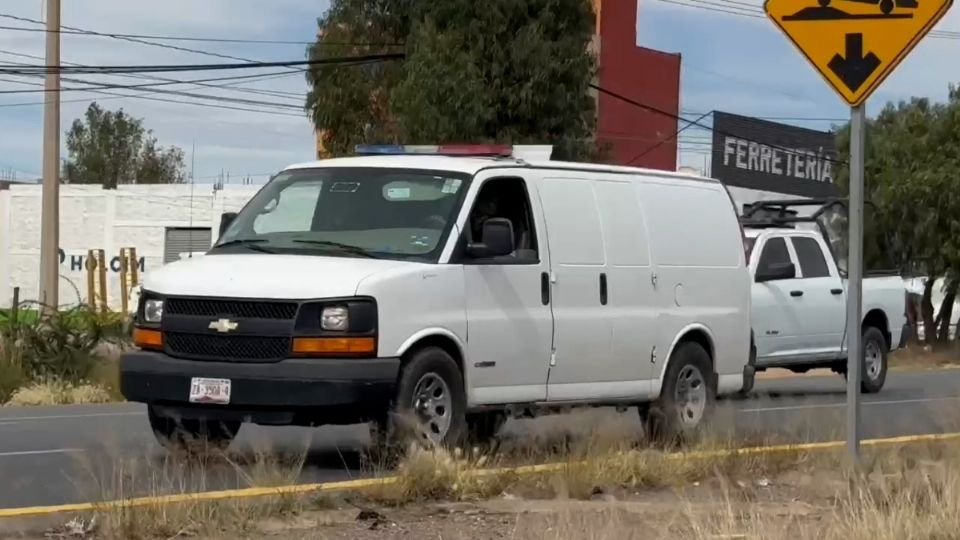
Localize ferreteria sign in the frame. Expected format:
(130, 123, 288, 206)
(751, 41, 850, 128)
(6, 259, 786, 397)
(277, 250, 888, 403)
(711, 111, 840, 198)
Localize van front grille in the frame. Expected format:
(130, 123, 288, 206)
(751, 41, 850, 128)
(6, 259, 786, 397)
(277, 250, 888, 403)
(164, 332, 291, 362)
(165, 298, 298, 320)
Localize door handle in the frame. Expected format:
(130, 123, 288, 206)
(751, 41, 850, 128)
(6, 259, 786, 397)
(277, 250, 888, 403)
(541, 272, 550, 305)
(790, 290, 803, 297)
(831, 288, 843, 295)
(599, 273, 608, 305)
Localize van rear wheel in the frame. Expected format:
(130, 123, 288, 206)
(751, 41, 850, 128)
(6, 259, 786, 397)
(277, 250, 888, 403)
(642, 342, 715, 445)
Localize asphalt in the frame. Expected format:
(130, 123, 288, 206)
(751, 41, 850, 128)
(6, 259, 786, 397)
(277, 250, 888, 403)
(1, 368, 959, 510)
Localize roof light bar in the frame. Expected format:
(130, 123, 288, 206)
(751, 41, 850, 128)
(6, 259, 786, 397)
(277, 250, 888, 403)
(354, 144, 512, 157)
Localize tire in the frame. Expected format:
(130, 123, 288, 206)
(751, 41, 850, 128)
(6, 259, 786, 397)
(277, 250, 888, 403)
(391, 347, 467, 449)
(738, 334, 757, 396)
(642, 342, 715, 445)
(148, 406, 239, 453)
(840, 327, 888, 393)
(860, 327, 888, 393)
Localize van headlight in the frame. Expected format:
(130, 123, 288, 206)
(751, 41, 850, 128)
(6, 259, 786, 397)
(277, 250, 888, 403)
(144, 299, 164, 323)
(321, 306, 349, 331)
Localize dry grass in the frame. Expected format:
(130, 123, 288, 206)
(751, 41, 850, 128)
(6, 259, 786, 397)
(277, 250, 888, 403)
(361, 411, 815, 505)
(75, 443, 313, 540)
(890, 345, 960, 370)
(5, 380, 114, 406)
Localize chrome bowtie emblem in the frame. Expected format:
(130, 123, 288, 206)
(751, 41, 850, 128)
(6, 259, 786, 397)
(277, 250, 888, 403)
(208, 318, 238, 333)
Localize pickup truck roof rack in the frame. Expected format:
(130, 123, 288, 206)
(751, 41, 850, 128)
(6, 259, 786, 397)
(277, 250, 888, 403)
(740, 198, 848, 229)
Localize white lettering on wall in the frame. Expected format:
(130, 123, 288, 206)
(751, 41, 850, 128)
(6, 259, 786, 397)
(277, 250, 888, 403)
(721, 135, 834, 183)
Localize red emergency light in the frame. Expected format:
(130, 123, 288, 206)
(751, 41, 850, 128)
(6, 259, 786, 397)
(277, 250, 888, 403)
(436, 144, 513, 156)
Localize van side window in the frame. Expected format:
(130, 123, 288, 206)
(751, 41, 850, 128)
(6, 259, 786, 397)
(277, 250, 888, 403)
(791, 237, 830, 278)
(467, 177, 538, 263)
(757, 237, 792, 275)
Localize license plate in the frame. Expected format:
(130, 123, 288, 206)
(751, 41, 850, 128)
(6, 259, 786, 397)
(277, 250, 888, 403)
(189, 378, 231, 405)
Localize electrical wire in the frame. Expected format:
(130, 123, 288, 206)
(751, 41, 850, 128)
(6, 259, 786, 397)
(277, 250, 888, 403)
(627, 110, 713, 165)
(0, 53, 406, 75)
(656, 0, 960, 40)
(590, 83, 847, 167)
(0, 23, 401, 46)
(0, 48, 306, 101)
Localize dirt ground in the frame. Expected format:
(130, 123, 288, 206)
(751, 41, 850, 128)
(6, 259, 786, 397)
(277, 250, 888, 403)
(15, 468, 836, 540)
(232, 468, 842, 539)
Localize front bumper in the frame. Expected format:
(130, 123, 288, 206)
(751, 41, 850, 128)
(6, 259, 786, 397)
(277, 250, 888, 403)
(121, 350, 399, 426)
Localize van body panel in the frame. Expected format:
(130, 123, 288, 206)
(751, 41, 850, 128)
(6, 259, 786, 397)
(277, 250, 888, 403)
(355, 264, 467, 361)
(537, 175, 615, 399)
(454, 170, 554, 404)
(636, 179, 751, 394)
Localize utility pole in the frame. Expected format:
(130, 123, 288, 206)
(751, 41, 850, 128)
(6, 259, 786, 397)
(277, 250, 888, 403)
(38, 0, 61, 312)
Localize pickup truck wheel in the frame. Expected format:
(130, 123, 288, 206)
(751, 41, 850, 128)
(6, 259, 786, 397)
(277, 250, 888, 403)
(643, 342, 715, 445)
(393, 347, 467, 448)
(148, 406, 239, 453)
(860, 327, 888, 393)
(739, 334, 757, 396)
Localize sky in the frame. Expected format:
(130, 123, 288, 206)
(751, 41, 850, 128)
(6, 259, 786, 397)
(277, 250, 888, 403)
(0, 0, 958, 182)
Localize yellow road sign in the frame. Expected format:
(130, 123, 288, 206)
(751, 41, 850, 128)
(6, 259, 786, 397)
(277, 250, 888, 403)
(765, 0, 953, 105)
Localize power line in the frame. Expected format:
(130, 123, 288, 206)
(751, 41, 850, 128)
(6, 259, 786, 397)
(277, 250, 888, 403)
(0, 24, 402, 46)
(0, 53, 405, 75)
(657, 0, 960, 40)
(628, 110, 713, 165)
(0, 48, 306, 101)
(590, 84, 847, 167)
(0, 68, 308, 98)
(0, 72, 309, 116)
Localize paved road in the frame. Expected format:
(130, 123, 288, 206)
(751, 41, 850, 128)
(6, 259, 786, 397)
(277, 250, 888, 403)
(1, 368, 959, 510)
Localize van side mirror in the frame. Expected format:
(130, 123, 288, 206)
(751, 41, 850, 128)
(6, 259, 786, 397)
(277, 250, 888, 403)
(467, 218, 515, 258)
(219, 212, 238, 238)
(756, 262, 796, 283)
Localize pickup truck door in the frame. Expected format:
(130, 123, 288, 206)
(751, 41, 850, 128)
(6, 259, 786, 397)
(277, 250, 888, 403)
(789, 235, 846, 357)
(751, 236, 805, 362)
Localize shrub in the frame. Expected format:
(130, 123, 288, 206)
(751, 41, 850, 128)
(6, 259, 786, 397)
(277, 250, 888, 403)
(0, 303, 130, 398)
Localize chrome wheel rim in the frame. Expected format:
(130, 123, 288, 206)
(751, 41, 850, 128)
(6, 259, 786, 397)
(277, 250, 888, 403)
(674, 365, 707, 428)
(865, 340, 883, 380)
(412, 373, 452, 443)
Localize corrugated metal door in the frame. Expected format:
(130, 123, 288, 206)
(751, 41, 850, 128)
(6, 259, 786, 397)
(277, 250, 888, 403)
(163, 227, 212, 264)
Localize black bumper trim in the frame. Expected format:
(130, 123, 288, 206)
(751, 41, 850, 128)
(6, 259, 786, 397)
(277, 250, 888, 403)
(120, 350, 400, 413)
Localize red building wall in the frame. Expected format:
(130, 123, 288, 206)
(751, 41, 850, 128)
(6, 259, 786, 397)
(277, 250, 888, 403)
(596, 0, 681, 171)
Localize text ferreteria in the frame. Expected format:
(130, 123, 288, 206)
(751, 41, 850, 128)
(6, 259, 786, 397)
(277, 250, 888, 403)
(722, 136, 834, 183)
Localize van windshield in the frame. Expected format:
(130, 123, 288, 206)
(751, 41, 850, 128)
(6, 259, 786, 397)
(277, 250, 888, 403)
(213, 167, 471, 262)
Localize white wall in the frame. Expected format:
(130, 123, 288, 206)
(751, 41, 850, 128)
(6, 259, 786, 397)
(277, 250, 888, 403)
(0, 184, 261, 310)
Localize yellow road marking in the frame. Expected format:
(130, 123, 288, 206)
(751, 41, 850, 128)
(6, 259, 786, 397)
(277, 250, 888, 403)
(2, 430, 959, 519)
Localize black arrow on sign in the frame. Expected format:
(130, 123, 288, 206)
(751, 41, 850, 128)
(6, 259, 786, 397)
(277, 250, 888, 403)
(828, 33, 881, 92)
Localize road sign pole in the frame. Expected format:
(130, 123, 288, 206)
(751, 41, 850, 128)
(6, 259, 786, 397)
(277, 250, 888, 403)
(846, 104, 866, 464)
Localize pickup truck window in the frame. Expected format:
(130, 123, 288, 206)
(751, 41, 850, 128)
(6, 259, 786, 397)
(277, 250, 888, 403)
(757, 237, 792, 275)
(791, 237, 830, 278)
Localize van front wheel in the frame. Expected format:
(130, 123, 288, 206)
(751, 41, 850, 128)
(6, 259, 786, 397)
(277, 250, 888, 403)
(642, 342, 715, 445)
(393, 347, 467, 448)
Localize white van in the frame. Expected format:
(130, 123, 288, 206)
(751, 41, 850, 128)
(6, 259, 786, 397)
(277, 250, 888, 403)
(121, 146, 751, 449)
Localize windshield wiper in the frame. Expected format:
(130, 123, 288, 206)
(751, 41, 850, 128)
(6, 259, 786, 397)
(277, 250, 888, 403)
(213, 238, 276, 254)
(290, 239, 381, 259)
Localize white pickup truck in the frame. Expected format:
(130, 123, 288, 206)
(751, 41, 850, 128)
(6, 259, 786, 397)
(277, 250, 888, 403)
(740, 200, 907, 394)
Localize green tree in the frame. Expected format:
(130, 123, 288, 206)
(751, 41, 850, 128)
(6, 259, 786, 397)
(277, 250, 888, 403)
(63, 102, 186, 188)
(305, 0, 598, 159)
(833, 89, 960, 344)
